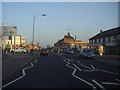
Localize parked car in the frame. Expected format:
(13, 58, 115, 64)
(79, 49, 94, 59)
(11, 47, 27, 53)
(66, 49, 74, 54)
(39, 49, 49, 56)
(64, 49, 74, 54)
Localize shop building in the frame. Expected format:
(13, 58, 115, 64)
(89, 27, 120, 55)
(54, 32, 89, 50)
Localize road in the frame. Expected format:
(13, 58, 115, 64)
(2, 51, 120, 89)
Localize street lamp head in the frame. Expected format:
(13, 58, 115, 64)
(42, 14, 46, 16)
(35, 14, 46, 16)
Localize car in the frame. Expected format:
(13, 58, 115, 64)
(11, 47, 27, 53)
(66, 49, 74, 54)
(63, 49, 74, 54)
(79, 49, 94, 59)
(39, 49, 49, 56)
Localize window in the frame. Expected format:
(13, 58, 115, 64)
(93, 40, 95, 44)
(97, 39, 99, 43)
(117, 35, 120, 40)
(110, 36, 115, 42)
(89, 40, 92, 44)
(105, 37, 108, 42)
(100, 38, 103, 43)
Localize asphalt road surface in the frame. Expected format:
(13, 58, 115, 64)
(3, 51, 120, 89)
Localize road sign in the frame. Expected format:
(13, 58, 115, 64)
(2, 26, 17, 36)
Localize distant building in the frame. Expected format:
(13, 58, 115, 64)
(54, 32, 89, 50)
(4, 35, 27, 50)
(10, 35, 26, 48)
(1, 26, 17, 50)
(89, 27, 120, 55)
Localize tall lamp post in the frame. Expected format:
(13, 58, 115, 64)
(32, 14, 46, 50)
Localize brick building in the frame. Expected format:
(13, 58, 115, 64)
(54, 32, 89, 50)
(89, 27, 120, 55)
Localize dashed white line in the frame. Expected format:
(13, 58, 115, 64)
(102, 82, 120, 85)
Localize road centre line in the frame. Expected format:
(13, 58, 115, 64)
(102, 82, 120, 85)
(2, 59, 38, 88)
(92, 80, 106, 90)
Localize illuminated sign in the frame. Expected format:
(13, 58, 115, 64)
(2, 26, 17, 36)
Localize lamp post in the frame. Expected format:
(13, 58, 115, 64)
(32, 14, 46, 50)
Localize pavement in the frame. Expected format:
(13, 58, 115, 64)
(2, 52, 39, 85)
(94, 55, 120, 65)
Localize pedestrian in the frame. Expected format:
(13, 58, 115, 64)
(5, 48, 8, 54)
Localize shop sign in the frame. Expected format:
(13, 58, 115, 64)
(105, 43, 116, 46)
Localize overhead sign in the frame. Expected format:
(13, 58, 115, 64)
(2, 26, 17, 36)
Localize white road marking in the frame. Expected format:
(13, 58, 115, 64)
(73, 64, 82, 71)
(91, 65, 95, 69)
(96, 69, 119, 75)
(92, 80, 106, 90)
(116, 79, 120, 82)
(93, 86, 97, 90)
(102, 82, 120, 85)
(64, 59, 95, 88)
(77, 60, 119, 75)
(82, 70, 94, 72)
(2, 59, 38, 88)
(73, 74, 94, 87)
(77, 61, 93, 70)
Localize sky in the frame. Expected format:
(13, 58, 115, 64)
(2, 2, 118, 48)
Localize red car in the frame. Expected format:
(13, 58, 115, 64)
(39, 49, 49, 56)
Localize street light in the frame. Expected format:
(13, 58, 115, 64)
(32, 14, 46, 49)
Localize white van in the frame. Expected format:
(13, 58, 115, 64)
(11, 47, 27, 53)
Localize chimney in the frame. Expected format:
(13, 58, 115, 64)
(75, 36, 76, 40)
(68, 32, 70, 36)
(64, 35, 66, 38)
(100, 30, 102, 33)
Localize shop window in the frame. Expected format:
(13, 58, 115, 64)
(97, 39, 99, 43)
(117, 35, 120, 40)
(105, 37, 108, 42)
(93, 40, 95, 44)
(110, 36, 114, 42)
(100, 38, 103, 43)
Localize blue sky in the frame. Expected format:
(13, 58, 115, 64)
(2, 2, 118, 47)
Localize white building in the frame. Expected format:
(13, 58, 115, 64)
(8, 35, 27, 49)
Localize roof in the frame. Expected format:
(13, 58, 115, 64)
(89, 27, 120, 40)
(75, 40, 82, 42)
(64, 32, 74, 39)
